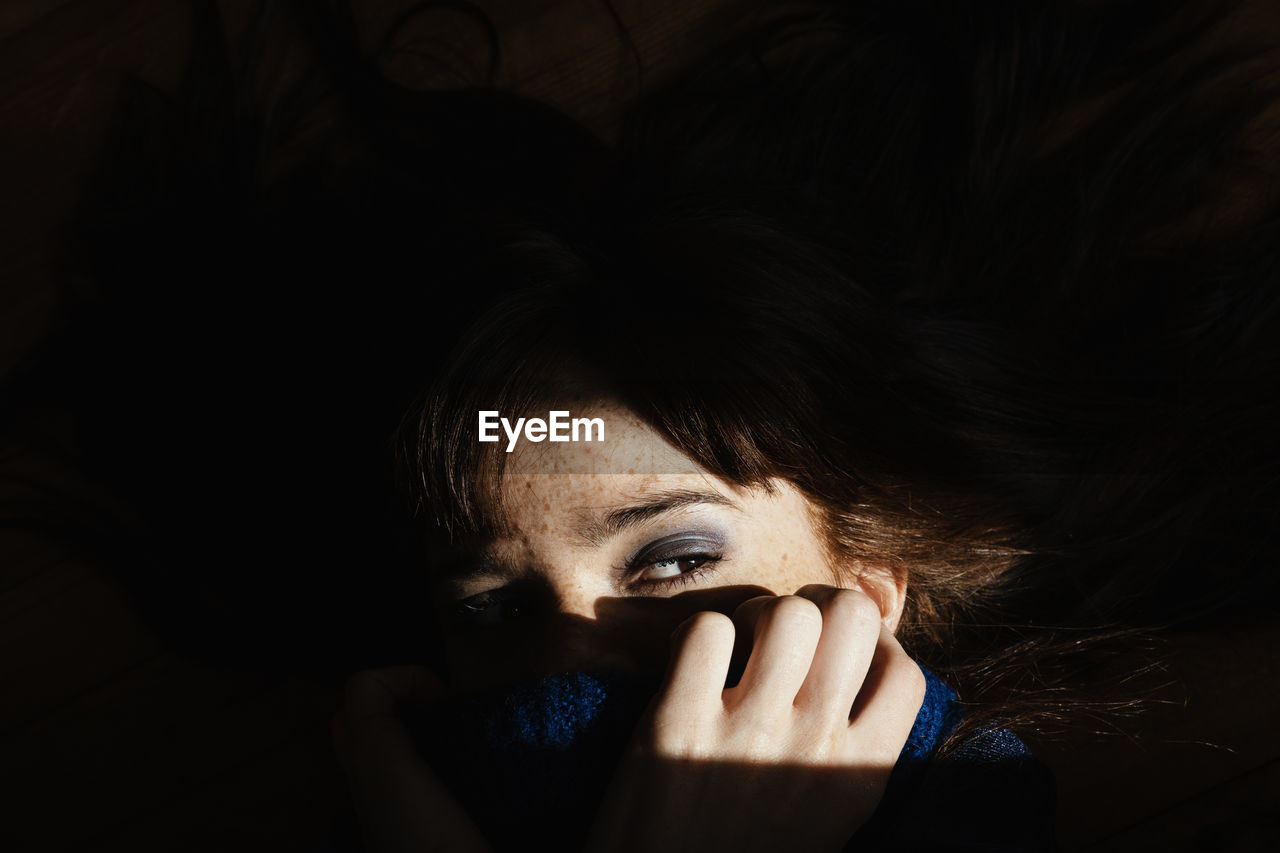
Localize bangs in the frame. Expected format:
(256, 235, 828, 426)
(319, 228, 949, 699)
(395, 210, 899, 551)
(398, 295, 788, 544)
(399, 285, 595, 542)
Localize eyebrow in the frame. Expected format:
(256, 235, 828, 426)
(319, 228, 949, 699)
(431, 488, 741, 581)
(573, 488, 741, 548)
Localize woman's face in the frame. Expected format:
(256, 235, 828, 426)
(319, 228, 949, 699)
(430, 401, 873, 691)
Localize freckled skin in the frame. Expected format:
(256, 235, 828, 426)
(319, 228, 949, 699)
(435, 401, 898, 691)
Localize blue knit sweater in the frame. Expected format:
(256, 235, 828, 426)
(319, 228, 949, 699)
(400, 667, 1057, 851)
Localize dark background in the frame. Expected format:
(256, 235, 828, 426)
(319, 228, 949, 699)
(2, 1, 1279, 850)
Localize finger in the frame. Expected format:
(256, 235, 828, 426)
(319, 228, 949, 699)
(335, 668, 491, 853)
(846, 625, 928, 762)
(791, 585, 883, 720)
(336, 666, 449, 782)
(659, 610, 736, 715)
(343, 665, 448, 721)
(728, 594, 823, 713)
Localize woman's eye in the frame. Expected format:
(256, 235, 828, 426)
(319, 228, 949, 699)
(453, 589, 523, 629)
(628, 533, 728, 587)
(638, 554, 715, 581)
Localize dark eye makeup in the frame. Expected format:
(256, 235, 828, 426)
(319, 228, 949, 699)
(625, 531, 728, 590)
(449, 528, 730, 628)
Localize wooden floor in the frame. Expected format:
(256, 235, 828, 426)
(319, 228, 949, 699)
(3, 2, 1279, 851)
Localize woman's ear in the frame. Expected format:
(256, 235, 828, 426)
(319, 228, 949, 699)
(845, 564, 907, 633)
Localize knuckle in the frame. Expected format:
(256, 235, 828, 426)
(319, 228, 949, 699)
(342, 670, 384, 710)
(730, 594, 775, 621)
(903, 659, 928, 704)
(828, 587, 882, 626)
(740, 725, 779, 761)
(762, 594, 823, 631)
(647, 711, 716, 759)
(880, 646, 928, 707)
(794, 582, 839, 603)
(718, 710, 781, 760)
(676, 610, 735, 644)
(796, 727, 845, 763)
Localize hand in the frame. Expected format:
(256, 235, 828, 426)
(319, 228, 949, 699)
(585, 585, 927, 853)
(332, 666, 493, 853)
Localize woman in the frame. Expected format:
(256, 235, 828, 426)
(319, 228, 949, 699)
(331, 245, 1064, 850)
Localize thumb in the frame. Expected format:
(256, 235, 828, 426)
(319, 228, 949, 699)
(333, 666, 490, 853)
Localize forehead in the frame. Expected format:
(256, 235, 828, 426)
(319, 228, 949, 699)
(503, 401, 701, 477)
(500, 401, 726, 529)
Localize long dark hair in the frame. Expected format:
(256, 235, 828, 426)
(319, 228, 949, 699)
(396, 0, 1280, 745)
(16, 0, 1280, 740)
